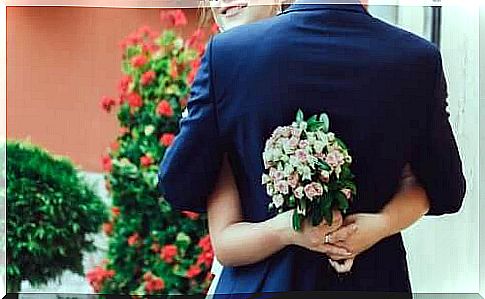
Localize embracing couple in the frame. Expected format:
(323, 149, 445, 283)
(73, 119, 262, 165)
(157, 0, 466, 297)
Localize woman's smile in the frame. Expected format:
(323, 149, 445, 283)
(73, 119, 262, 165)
(218, 2, 249, 18)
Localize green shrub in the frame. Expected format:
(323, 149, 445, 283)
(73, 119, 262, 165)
(91, 10, 218, 296)
(6, 139, 109, 292)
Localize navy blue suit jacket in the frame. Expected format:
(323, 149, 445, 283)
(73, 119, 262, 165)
(158, 3, 466, 295)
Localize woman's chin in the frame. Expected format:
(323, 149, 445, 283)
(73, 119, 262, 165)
(221, 19, 247, 31)
(219, 15, 253, 31)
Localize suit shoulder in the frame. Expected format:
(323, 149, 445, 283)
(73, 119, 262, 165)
(210, 16, 282, 51)
(371, 17, 441, 59)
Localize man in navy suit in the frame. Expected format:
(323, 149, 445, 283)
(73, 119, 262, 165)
(158, 0, 466, 296)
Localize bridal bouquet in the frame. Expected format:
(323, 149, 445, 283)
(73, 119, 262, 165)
(262, 110, 356, 231)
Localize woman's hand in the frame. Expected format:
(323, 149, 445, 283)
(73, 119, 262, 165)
(326, 213, 390, 261)
(286, 209, 355, 258)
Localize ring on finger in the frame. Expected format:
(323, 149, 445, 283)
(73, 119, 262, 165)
(324, 234, 331, 244)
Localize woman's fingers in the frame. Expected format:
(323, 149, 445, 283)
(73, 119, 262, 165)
(319, 244, 353, 257)
(328, 223, 358, 242)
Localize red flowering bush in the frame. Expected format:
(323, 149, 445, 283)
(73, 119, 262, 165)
(87, 9, 219, 296)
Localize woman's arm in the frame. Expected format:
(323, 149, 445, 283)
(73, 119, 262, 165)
(327, 163, 430, 260)
(379, 164, 430, 236)
(207, 154, 352, 267)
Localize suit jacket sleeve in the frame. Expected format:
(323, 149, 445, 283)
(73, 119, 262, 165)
(157, 38, 222, 213)
(411, 50, 466, 216)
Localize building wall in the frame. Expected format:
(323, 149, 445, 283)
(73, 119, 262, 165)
(479, 4, 485, 298)
(399, 4, 481, 293)
(6, 7, 201, 172)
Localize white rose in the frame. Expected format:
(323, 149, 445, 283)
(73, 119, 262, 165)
(272, 148, 283, 161)
(307, 132, 316, 143)
(289, 155, 300, 168)
(266, 184, 275, 196)
(316, 131, 328, 144)
(272, 194, 285, 208)
(313, 140, 325, 154)
(301, 166, 312, 181)
(262, 174, 272, 184)
(284, 164, 294, 176)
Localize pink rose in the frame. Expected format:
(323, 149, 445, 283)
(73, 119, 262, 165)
(304, 184, 317, 200)
(275, 171, 285, 181)
(313, 183, 324, 196)
(288, 136, 299, 148)
(275, 180, 289, 195)
(295, 149, 308, 163)
(304, 183, 324, 200)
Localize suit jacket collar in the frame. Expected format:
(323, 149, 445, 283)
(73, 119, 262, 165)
(279, 0, 370, 16)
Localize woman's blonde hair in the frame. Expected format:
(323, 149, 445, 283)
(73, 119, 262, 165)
(197, 1, 213, 28)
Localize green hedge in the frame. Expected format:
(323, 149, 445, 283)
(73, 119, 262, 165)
(6, 139, 109, 292)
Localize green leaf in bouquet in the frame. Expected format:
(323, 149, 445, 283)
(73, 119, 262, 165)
(307, 115, 317, 125)
(319, 113, 330, 132)
(311, 200, 323, 226)
(335, 191, 349, 213)
(296, 109, 304, 123)
(307, 121, 325, 132)
(339, 166, 354, 181)
(299, 197, 307, 215)
(316, 161, 331, 171)
(342, 180, 357, 195)
(292, 210, 301, 231)
(288, 195, 296, 208)
(334, 137, 348, 150)
(320, 192, 333, 211)
(322, 207, 333, 226)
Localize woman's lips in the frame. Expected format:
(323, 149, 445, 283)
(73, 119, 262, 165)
(220, 3, 248, 17)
